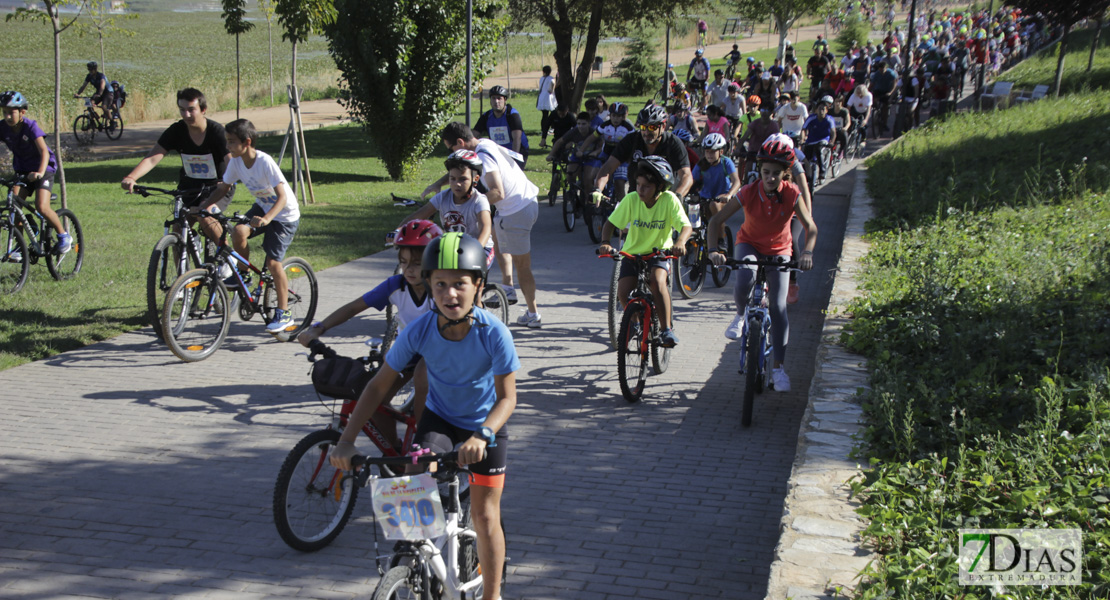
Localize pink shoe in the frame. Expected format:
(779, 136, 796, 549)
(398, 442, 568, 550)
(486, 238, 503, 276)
(787, 283, 800, 305)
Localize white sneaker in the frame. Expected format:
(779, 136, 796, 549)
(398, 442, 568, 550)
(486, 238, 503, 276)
(504, 287, 519, 305)
(515, 311, 542, 328)
(771, 367, 791, 392)
(218, 263, 234, 280)
(724, 314, 744, 339)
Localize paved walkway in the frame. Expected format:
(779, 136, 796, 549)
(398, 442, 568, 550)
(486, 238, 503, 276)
(0, 157, 855, 597)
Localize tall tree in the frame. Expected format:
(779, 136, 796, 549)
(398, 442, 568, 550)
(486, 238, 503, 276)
(80, 0, 139, 79)
(324, 0, 506, 180)
(1008, 0, 1110, 96)
(6, 0, 88, 210)
(510, 0, 690, 112)
(274, 0, 336, 92)
(733, 0, 837, 63)
(256, 0, 277, 104)
(221, 0, 255, 118)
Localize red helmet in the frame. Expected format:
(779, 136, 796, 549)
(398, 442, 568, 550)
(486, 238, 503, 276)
(747, 94, 762, 106)
(758, 139, 796, 169)
(395, 219, 443, 248)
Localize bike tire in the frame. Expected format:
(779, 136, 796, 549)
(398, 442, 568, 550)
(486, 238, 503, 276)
(650, 309, 670, 375)
(675, 237, 704, 299)
(273, 429, 358, 552)
(1, 223, 29, 294)
(264, 257, 319, 342)
(548, 169, 561, 207)
(562, 186, 577, 231)
(105, 113, 124, 140)
(607, 257, 622, 351)
(146, 233, 193, 341)
(72, 114, 94, 145)
(161, 269, 231, 362)
(45, 209, 84, 281)
(742, 316, 761, 427)
(481, 283, 510, 325)
(372, 565, 423, 600)
(617, 303, 648, 402)
(825, 145, 838, 179)
(711, 226, 734, 287)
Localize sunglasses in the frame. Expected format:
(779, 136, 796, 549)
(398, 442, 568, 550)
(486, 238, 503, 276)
(637, 123, 663, 132)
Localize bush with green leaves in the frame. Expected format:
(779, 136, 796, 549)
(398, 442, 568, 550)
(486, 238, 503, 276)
(834, 12, 871, 56)
(615, 35, 664, 96)
(324, 0, 506, 181)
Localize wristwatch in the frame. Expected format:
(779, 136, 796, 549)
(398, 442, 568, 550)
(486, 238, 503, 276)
(474, 426, 497, 447)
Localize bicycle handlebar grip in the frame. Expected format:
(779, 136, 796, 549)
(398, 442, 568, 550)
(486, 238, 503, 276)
(307, 338, 338, 360)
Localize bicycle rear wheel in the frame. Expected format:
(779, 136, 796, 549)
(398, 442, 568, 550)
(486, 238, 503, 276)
(742, 316, 760, 427)
(675, 237, 704, 299)
(45, 209, 84, 280)
(72, 114, 94, 145)
(617, 303, 649, 402)
(480, 283, 510, 325)
(562, 186, 577, 231)
(711, 226, 734, 287)
(162, 269, 231, 362)
(264, 257, 319, 342)
(1, 223, 29, 294)
(607, 257, 622, 350)
(273, 429, 358, 552)
(105, 114, 124, 140)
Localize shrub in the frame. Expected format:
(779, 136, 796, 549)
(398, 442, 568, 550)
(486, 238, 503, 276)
(835, 12, 871, 57)
(616, 35, 664, 96)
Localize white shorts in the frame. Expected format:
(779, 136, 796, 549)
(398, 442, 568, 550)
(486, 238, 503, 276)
(493, 201, 538, 255)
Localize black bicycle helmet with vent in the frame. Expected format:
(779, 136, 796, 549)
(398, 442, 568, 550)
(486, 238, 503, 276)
(636, 156, 676, 192)
(636, 104, 667, 127)
(488, 85, 509, 98)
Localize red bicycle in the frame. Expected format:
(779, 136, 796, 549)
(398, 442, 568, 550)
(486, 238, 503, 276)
(599, 249, 675, 402)
(272, 339, 419, 552)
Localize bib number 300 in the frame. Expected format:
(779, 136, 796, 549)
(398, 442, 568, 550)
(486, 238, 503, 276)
(371, 473, 446, 540)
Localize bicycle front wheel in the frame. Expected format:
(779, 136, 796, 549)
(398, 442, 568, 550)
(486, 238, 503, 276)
(273, 429, 358, 552)
(147, 233, 193, 340)
(480, 283, 510, 325)
(72, 114, 95, 145)
(675, 237, 704, 299)
(712, 226, 734, 287)
(264, 257, 319, 342)
(162, 269, 231, 362)
(1, 223, 29, 294)
(562, 186, 577, 231)
(372, 565, 423, 600)
(742, 316, 761, 427)
(617, 303, 649, 402)
(548, 169, 561, 207)
(46, 209, 84, 280)
(105, 113, 124, 140)
(607, 257, 622, 350)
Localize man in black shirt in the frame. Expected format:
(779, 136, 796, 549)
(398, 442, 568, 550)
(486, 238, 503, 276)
(549, 102, 576, 143)
(591, 104, 692, 201)
(806, 47, 830, 102)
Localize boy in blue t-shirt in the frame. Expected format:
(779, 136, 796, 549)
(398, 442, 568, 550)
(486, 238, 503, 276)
(0, 91, 72, 254)
(331, 233, 518, 600)
(691, 133, 741, 221)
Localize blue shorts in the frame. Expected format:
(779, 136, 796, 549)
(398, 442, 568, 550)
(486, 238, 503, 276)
(243, 204, 299, 262)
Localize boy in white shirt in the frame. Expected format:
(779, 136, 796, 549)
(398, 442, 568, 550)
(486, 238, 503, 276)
(199, 118, 301, 333)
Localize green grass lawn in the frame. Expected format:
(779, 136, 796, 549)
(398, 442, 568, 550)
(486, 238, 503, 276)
(1004, 25, 1110, 94)
(0, 75, 655, 370)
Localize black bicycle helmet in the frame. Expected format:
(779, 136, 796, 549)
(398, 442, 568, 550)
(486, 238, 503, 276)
(444, 149, 483, 177)
(422, 232, 489, 280)
(636, 156, 676, 192)
(636, 104, 667, 127)
(0, 91, 28, 110)
(87, 61, 97, 69)
(488, 85, 509, 98)
(610, 101, 628, 116)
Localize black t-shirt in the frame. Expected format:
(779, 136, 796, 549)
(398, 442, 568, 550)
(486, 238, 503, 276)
(808, 55, 830, 79)
(550, 112, 577, 141)
(155, 119, 230, 190)
(851, 57, 871, 76)
(828, 106, 850, 129)
(84, 72, 107, 90)
(611, 132, 690, 183)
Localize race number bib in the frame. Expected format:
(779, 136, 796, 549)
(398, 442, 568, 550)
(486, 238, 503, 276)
(489, 125, 511, 146)
(251, 186, 279, 211)
(371, 473, 446, 541)
(181, 153, 218, 180)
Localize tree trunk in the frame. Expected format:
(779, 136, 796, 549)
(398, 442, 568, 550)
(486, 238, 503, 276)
(548, 14, 577, 111)
(236, 33, 241, 118)
(1090, 17, 1102, 72)
(568, 5, 604, 112)
(268, 21, 274, 105)
(776, 16, 791, 61)
(291, 39, 298, 92)
(51, 7, 67, 210)
(99, 33, 106, 78)
(1054, 24, 1069, 98)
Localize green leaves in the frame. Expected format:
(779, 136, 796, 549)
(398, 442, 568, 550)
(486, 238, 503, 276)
(221, 0, 256, 35)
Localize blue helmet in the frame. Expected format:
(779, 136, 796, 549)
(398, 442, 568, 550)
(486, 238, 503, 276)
(673, 128, 695, 144)
(0, 91, 27, 110)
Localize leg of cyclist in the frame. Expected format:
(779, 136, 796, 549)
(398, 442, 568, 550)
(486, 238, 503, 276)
(231, 222, 252, 277)
(20, 182, 64, 236)
(650, 262, 673, 330)
(787, 218, 803, 304)
(728, 243, 759, 339)
(471, 483, 506, 600)
(766, 254, 791, 390)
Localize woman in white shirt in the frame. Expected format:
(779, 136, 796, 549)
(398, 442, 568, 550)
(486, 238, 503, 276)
(537, 65, 558, 148)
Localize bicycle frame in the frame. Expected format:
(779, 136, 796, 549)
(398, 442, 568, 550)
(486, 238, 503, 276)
(738, 267, 773, 378)
(386, 491, 482, 599)
(3, 177, 53, 257)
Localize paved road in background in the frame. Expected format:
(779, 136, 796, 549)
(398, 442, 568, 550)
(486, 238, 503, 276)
(0, 160, 854, 598)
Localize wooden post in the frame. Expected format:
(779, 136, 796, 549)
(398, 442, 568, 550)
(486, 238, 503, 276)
(292, 86, 315, 204)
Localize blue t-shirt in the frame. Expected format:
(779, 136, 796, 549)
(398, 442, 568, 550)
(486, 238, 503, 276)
(802, 115, 837, 144)
(385, 308, 520, 430)
(0, 118, 56, 174)
(692, 157, 737, 199)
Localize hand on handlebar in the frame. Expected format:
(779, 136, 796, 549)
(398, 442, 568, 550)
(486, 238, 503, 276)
(458, 436, 487, 466)
(799, 252, 814, 271)
(328, 442, 357, 471)
(709, 249, 726, 266)
(589, 191, 606, 207)
(598, 243, 614, 256)
(121, 177, 136, 193)
(296, 326, 323, 348)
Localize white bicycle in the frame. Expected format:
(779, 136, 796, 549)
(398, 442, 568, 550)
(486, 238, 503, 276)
(350, 450, 505, 600)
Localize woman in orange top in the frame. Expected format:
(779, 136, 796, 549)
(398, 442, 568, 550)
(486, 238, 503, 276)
(706, 138, 817, 392)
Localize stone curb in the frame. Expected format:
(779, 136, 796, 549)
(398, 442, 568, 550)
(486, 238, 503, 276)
(763, 161, 877, 600)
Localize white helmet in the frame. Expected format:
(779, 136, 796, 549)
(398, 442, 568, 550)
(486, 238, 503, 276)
(701, 133, 728, 150)
(765, 133, 795, 148)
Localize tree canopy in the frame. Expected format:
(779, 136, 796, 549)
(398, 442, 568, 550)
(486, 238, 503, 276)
(733, 0, 836, 61)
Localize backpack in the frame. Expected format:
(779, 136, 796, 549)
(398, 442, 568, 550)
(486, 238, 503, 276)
(111, 81, 127, 108)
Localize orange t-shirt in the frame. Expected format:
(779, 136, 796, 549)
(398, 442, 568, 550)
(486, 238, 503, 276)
(736, 180, 799, 255)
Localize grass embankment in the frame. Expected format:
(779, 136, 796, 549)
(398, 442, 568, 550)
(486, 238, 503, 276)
(0, 77, 654, 371)
(1006, 26, 1110, 95)
(845, 74, 1110, 597)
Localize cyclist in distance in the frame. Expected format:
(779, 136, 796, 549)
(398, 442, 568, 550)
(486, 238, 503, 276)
(775, 91, 808, 144)
(0, 91, 71, 253)
(329, 232, 519, 600)
(474, 86, 530, 168)
(686, 48, 711, 111)
(800, 96, 838, 184)
(707, 139, 818, 392)
(692, 133, 741, 219)
(597, 157, 692, 348)
(847, 85, 873, 146)
(546, 112, 605, 196)
(402, 150, 494, 266)
(737, 96, 780, 175)
(589, 101, 635, 201)
(121, 88, 232, 243)
(868, 61, 898, 134)
(73, 61, 114, 121)
(592, 104, 693, 204)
